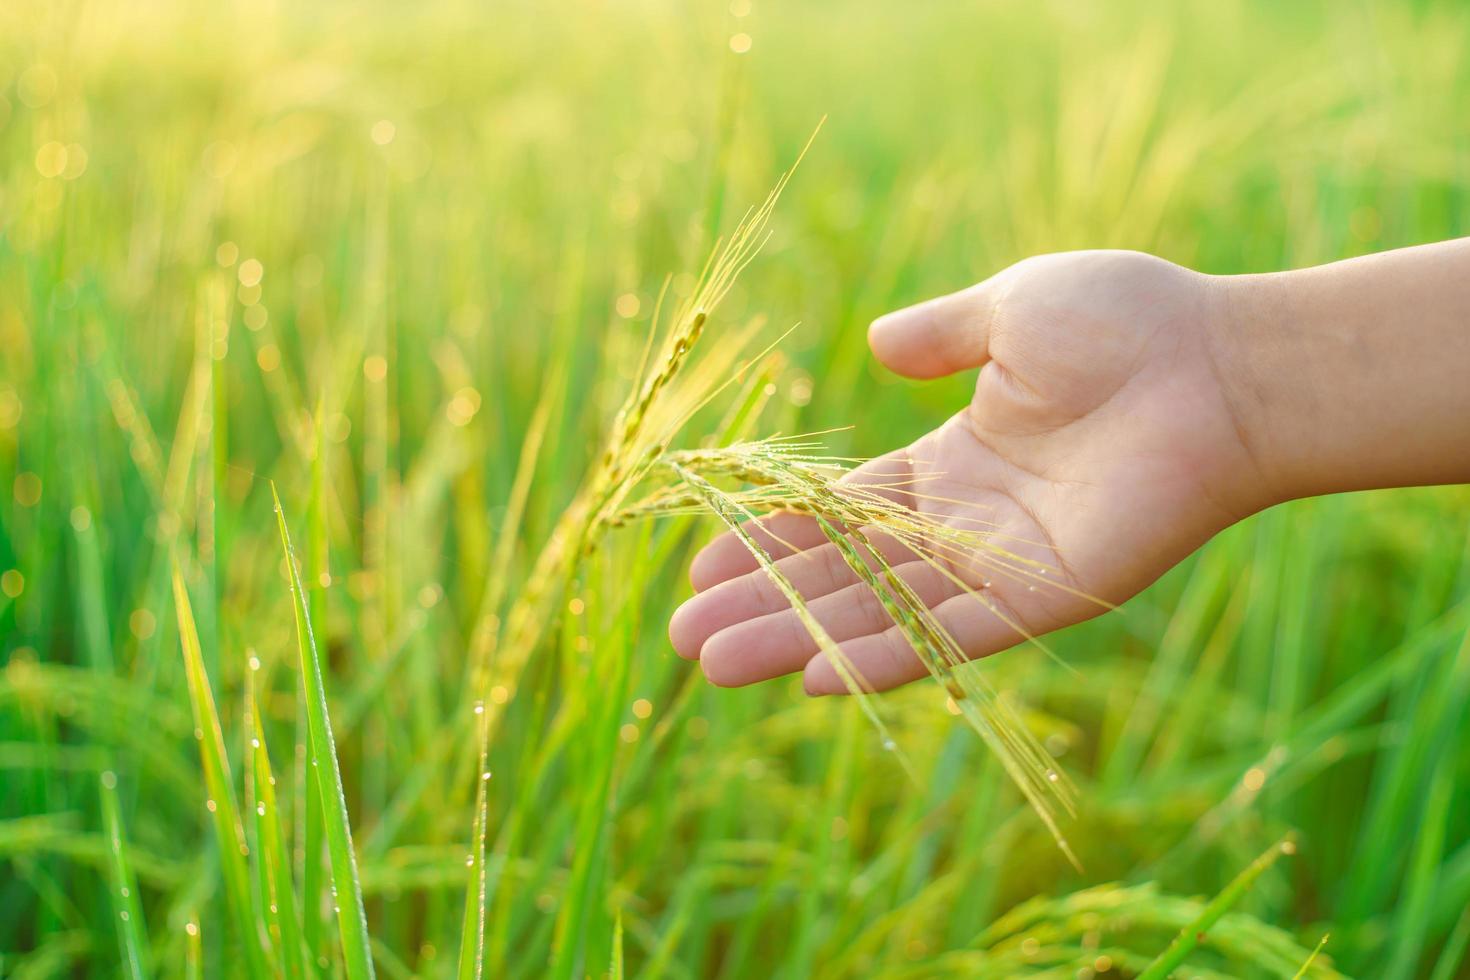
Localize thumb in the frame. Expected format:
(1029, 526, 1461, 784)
(867, 267, 1017, 379)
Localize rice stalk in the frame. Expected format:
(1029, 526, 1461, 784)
(1293, 935, 1331, 980)
(271, 484, 375, 980)
(1136, 836, 1297, 980)
(246, 678, 309, 980)
(610, 912, 625, 980)
(99, 770, 153, 979)
(669, 463, 912, 776)
(456, 696, 493, 980)
(184, 914, 202, 980)
(171, 566, 272, 977)
(617, 435, 1082, 857)
(438, 133, 872, 967)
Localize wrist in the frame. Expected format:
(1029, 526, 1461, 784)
(1203, 268, 1316, 510)
(1206, 240, 1470, 504)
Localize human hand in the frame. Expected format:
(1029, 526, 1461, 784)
(669, 250, 1272, 693)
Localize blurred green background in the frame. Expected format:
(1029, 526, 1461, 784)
(2, 0, 1469, 976)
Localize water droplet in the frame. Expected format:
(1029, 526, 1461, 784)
(193, 727, 204, 740)
(120, 910, 129, 921)
(1027, 585, 1036, 592)
(256, 803, 266, 816)
(981, 580, 992, 589)
(473, 701, 485, 715)
(120, 887, 129, 898)
(465, 854, 474, 866)
(205, 799, 216, 812)
(250, 738, 260, 748)
(881, 738, 896, 751)
(482, 771, 492, 781)
(1046, 769, 1059, 783)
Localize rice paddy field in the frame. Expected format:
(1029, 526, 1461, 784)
(3, 0, 1470, 976)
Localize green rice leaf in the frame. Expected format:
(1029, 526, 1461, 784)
(99, 769, 153, 979)
(248, 684, 309, 980)
(271, 483, 376, 980)
(171, 565, 271, 978)
(1137, 836, 1296, 980)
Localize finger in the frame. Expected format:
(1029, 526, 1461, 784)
(688, 512, 825, 592)
(669, 527, 920, 661)
(686, 450, 917, 592)
(802, 583, 1086, 695)
(868, 265, 1021, 379)
(698, 559, 964, 687)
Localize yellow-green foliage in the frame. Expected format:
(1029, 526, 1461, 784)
(2, 1, 1469, 978)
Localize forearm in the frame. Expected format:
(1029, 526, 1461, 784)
(1213, 238, 1470, 504)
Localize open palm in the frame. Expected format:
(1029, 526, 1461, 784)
(670, 250, 1268, 694)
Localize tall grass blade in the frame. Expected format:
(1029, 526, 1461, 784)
(610, 912, 624, 980)
(303, 412, 330, 971)
(1429, 908, 1470, 980)
(456, 697, 493, 980)
(171, 566, 271, 977)
(248, 687, 309, 980)
(99, 770, 153, 979)
(1292, 935, 1330, 980)
(184, 915, 202, 980)
(1136, 836, 1296, 980)
(271, 483, 376, 980)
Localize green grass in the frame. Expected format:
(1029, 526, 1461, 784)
(3, 0, 1470, 977)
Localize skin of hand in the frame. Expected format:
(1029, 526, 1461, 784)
(668, 241, 1470, 695)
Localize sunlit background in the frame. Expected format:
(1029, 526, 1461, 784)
(3, 0, 1469, 976)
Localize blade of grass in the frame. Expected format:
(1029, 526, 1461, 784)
(1383, 752, 1457, 980)
(456, 696, 493, 980)
(303, 406, 330, 973)
(610, 912, 624, 980)
(99, 770, 153, 979)
(271, 483, 376, 980)
(248, 679, 309, 980)
(171, 565, 271, 978)
(184, 915, 202, 980)
(1292, 934, 1330, 980)
(1428, 907, 1470, 980)
(1136, 836, 1296, 980)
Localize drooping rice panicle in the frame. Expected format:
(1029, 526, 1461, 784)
(611, 434, 1086, 857)
(669, 463, 913, 778)
(469, 136, 819, 762)
(809, 514, 1080, 867)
